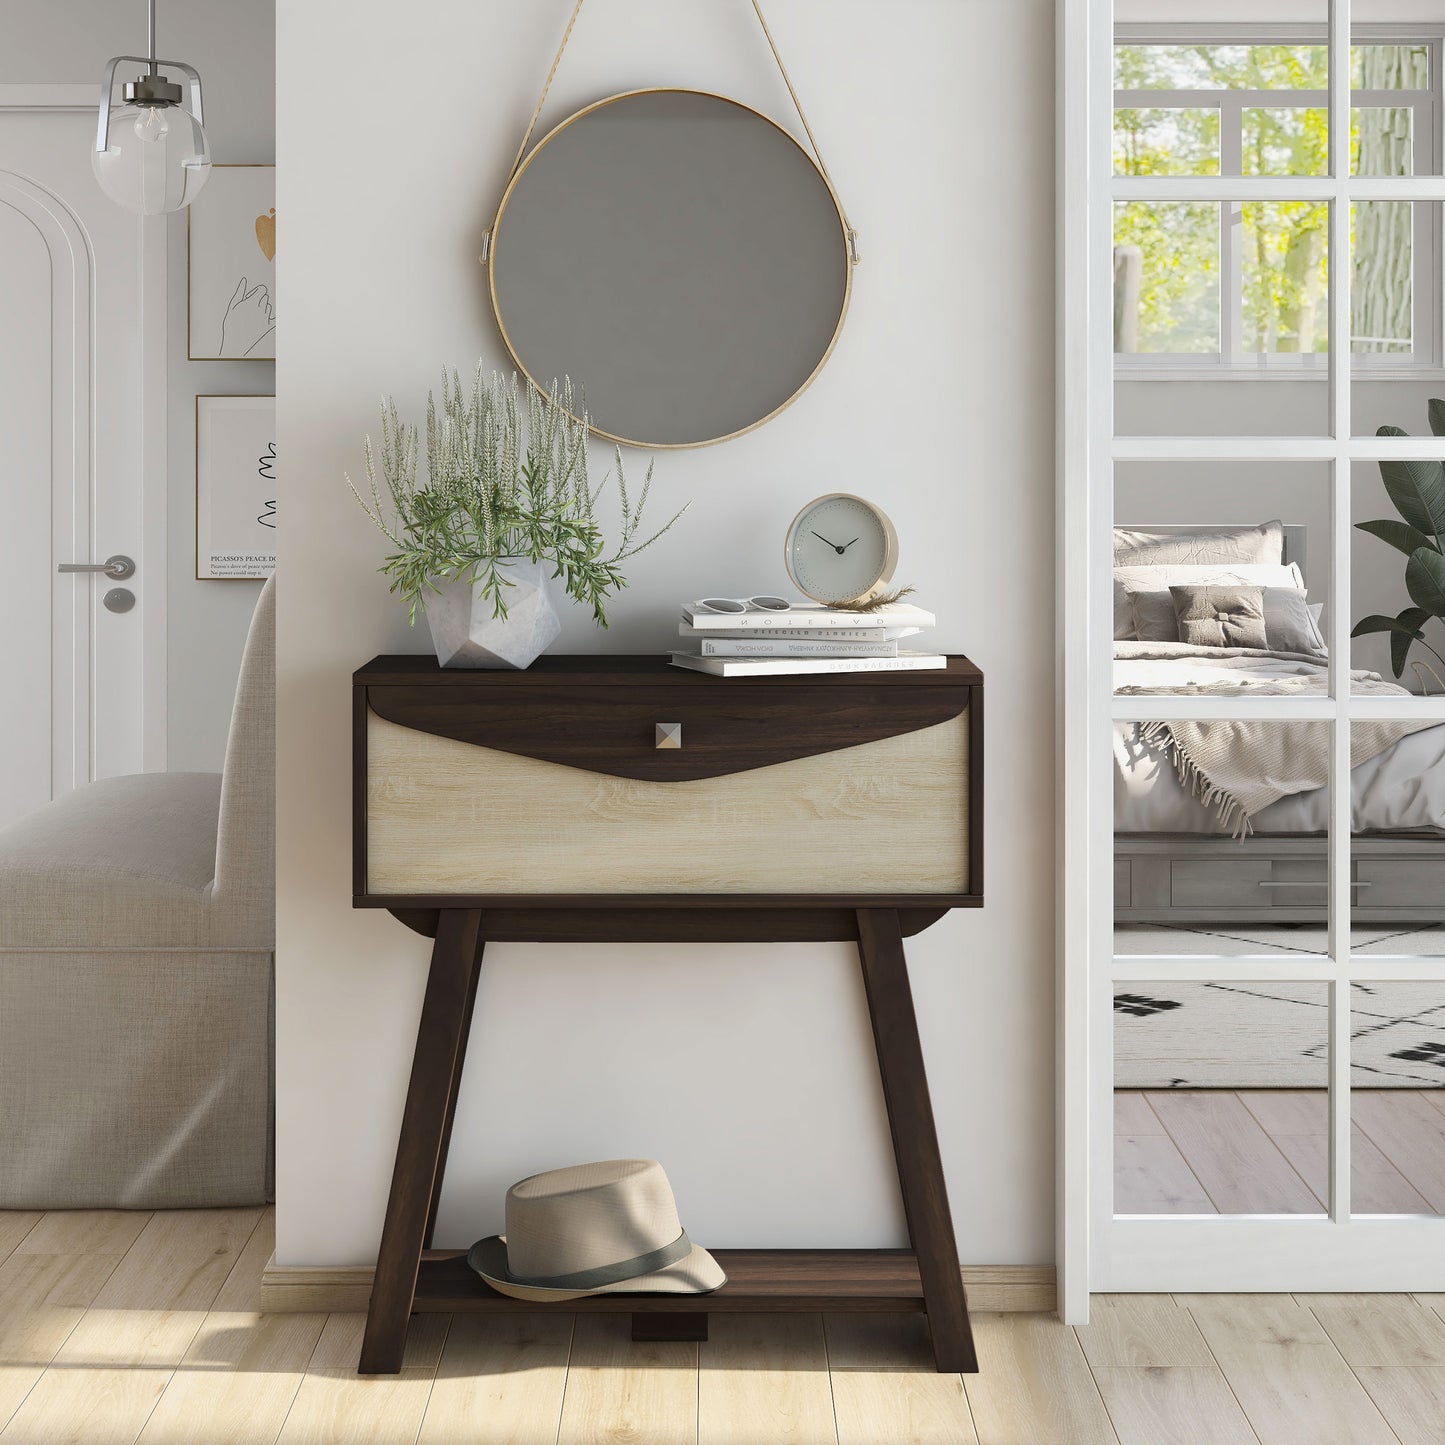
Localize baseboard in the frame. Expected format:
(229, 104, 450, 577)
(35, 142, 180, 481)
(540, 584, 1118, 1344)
(258, 1257, 1056, 1315)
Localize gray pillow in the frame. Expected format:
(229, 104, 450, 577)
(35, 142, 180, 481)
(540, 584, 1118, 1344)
(1114, 520, 1284, 567)
(1170, 584, 1269, 650)
(1130, 585, 1326, 654)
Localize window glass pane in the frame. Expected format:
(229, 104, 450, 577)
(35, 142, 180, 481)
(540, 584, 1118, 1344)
(1241, 202, 1330, 354)
(1351, 203, 1437, 428)
(1114, 107, 1221, 177)
(1348, 721, 1445, 952)
(1352, 107, 1415, 177)
(1115, 45, 1327, 91)
(1114, 981, 1329, 1215)
(1352, 43, 1430, 90)
(1349, 984, 1445, 1214)
(1242, 108, 1329, 177)
(1351, 450, 1445, 693)
(1114, 201, 1220, 354)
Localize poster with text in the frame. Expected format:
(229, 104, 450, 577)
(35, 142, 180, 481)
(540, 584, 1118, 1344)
(197, 396, 276, 579)
(188, 165, 275, 360)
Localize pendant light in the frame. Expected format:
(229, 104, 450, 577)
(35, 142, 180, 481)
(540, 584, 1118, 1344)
(93, 0, 211, 215)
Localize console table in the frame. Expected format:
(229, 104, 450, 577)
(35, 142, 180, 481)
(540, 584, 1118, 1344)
(352, 654, 983, 1375)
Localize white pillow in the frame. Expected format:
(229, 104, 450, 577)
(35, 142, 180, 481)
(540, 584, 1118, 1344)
(1114, 562, 1306, 640)
(1113, 520, 1285, 568)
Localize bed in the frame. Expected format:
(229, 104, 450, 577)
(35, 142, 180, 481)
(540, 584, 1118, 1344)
(1111, 523, 1445, 927)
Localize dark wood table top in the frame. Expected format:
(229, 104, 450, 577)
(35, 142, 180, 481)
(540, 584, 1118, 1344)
(354, 653, 983, 687)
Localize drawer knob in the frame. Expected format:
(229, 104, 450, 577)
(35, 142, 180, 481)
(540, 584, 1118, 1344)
(655, 723, 682, 749)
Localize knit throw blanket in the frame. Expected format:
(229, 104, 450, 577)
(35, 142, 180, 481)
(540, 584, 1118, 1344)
(1131, 670, 1435, 837)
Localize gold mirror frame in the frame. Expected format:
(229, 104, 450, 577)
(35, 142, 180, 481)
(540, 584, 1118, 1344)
(485, 87, 855, 451)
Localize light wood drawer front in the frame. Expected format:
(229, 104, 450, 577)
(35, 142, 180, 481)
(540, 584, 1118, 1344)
(366, 708, 969, 895)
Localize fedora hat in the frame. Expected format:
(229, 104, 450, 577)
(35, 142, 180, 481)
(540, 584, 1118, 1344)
(467, 1158, 726, 1303)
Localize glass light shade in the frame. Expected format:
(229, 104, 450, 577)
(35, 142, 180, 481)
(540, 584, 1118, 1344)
(92, 102, 211, 214)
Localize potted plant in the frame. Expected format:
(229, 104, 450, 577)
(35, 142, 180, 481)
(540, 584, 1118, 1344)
(1352, 398, 1445, 694)
(349, 368, 687, 668)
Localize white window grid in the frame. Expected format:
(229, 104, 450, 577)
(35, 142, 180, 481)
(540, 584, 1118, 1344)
(1077, 1, 1445, 1296)
(1113, 25, 1443, 376)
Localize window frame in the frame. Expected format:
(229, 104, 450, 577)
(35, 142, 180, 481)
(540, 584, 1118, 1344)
(1113, 24, 1444, 379)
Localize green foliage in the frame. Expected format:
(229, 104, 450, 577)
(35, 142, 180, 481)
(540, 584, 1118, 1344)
(1352, 405, 1445, 679)
(348, 368, 688, 628)
(1113, 43, 1427, 356)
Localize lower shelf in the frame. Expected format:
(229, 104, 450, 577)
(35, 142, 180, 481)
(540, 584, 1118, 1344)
(411, 1248, 927, 1314)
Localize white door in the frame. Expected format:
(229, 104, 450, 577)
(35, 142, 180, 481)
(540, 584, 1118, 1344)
(0, 96, 163, 830)
(1060, 3, 1445, 1318)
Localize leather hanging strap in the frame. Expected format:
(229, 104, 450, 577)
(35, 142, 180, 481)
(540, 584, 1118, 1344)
(492, 0, 858, 261)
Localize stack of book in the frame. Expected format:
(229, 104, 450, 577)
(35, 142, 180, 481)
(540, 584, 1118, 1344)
(669, 601, 944, 677)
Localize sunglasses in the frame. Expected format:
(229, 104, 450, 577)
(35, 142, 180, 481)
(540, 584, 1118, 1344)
(694, 596, 793, 614)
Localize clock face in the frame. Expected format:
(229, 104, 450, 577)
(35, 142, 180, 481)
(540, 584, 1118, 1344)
(785, 494, 896, 605)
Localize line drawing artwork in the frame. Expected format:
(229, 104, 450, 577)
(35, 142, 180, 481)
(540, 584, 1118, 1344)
(220, 277, 275, 357)
(190, 168, 276, 360)
(257, 442, 277, 529)
(197, 396, 276, 578)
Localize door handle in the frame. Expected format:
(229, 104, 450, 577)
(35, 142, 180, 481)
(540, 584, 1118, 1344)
(59, 554, 135, 580)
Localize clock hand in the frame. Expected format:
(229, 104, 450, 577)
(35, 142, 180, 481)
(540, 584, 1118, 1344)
(841, 538, 860, 550)
(810, 530, 846, 555)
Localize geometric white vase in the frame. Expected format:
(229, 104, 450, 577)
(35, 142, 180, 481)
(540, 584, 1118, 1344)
(421, 557, 563, 669)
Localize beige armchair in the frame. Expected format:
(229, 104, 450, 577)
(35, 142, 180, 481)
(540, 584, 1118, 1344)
(0, 577, 275, 1208)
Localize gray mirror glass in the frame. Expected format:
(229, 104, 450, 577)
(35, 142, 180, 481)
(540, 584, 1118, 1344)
(489, 89, 852, 448)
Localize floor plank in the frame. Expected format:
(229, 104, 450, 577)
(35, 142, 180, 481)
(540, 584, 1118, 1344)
(1272, 1133, 1433, 1216)
(1091, 1366, 1257, 1445)
(556, 1313, 697, 1445)
(2, 1210, 264, 1445)
(962, 1314, 1115, 1445)
(1352, 1092, 1445, 1212)
(1354, 1367, 1445, 1445)
(1114, 1093, 1165, 1136)
(830, 1372, 975, 1445)
(0, 1213, 149, 1434)
(1074, 1295, 1212, 1368)
(1114, 1134, 1216, 1214)
(1188, 1298, 1398, 1444)
(136, 1311, 326, 1445)
(1306, 1297, 1445, 1367)
(0, 1367, 171, 1445)
(1238, 1090, 1330, 1137)
(699, 1314, 837, 1445)
(1146, 1092, 1323, 1213)
(275, 1312, 448, 1445)
(136, 1212, 324, 1445)
(415, 1314, 573, 1445)
(52, 1209, 264, 1368)
(12, 1213, 150, 1259)
(0, 1219, 40, 1272)
(823, 1314, 935, 1373)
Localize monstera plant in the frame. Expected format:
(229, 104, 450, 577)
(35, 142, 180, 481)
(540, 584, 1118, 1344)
(1351, 398, 1445, 691)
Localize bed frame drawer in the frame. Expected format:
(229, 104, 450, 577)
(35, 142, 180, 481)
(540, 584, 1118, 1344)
(354, 656, 983, 904)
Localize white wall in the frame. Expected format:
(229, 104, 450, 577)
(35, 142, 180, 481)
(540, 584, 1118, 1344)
(2, 0, 275, 772)
(276, 0, 1058, 1267)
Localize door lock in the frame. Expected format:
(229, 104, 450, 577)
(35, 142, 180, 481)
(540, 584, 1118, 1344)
(59, 554, 135, 580)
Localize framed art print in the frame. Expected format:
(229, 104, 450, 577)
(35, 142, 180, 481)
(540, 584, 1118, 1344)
(188, 164, 275, 360)
(197, 396, 276, 579)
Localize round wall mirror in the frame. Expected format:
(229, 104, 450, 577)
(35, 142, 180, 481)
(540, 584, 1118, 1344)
(488, 88, 854, 449)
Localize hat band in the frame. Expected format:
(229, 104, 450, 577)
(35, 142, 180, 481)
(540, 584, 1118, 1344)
(507, 1229, 694, 1291)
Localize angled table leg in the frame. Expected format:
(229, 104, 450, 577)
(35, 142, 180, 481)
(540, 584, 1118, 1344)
(360, 908, 484, 1375)
(856, 907, 978, 1374)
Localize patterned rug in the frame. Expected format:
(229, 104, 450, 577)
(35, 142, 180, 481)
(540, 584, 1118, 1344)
(1114, 926, 1445, 1088)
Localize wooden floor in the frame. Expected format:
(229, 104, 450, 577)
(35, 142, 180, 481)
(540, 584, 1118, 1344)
(1116, 1089, 1445, 1215)
(5, 1209, 1445, 1443)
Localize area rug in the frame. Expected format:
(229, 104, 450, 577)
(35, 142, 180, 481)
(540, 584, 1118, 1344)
(1114, 926, 1445, 1088)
